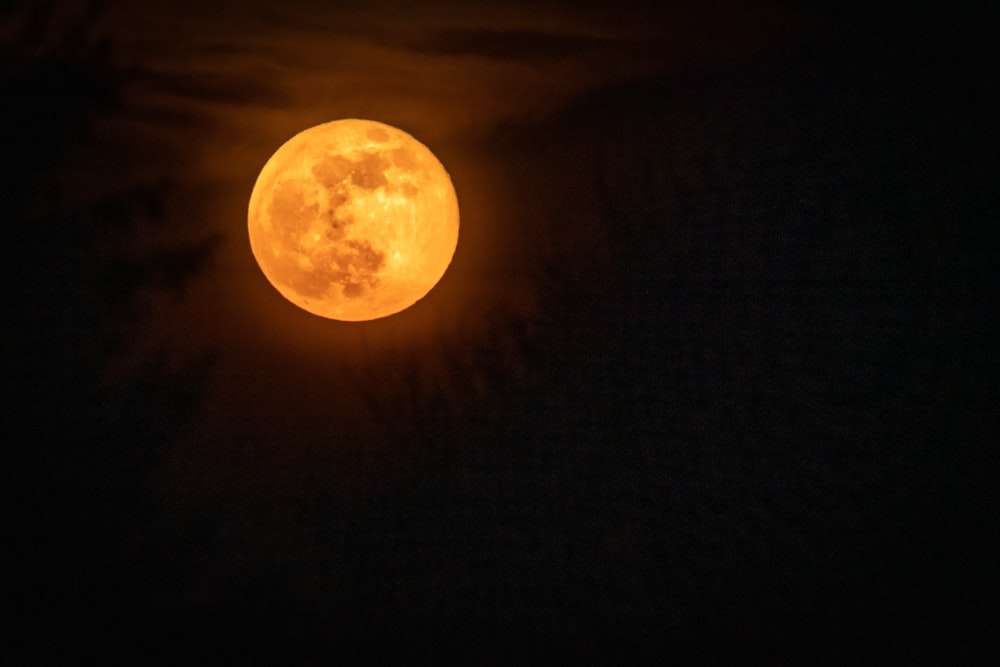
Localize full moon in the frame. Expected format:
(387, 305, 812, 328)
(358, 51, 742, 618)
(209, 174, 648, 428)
(248, 119, 460, 321)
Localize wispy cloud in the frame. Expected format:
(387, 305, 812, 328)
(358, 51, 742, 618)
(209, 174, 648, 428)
(401, 27, 610, 62)
(98, 0, 807, 146)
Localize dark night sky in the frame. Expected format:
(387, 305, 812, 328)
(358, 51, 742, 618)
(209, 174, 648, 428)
(5, 0, 996, 663)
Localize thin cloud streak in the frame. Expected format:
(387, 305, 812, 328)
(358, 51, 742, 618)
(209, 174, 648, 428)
(98, 0, 808, 143)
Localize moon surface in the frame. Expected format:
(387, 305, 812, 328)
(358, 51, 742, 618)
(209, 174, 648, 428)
(248, 119, 460, 321)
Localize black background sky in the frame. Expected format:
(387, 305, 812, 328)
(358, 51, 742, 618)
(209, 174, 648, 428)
(4, 0, 996, 664)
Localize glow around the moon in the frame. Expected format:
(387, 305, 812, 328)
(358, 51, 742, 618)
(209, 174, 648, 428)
(248, 119, 460, 321)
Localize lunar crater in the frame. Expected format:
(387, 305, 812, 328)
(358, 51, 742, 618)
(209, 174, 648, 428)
(268, 180, 317, 233)
(330, 241, 384, 299)
(349, 152, 390, 190)
(311, 154, 353, 188)
(322, 210, 349, 237)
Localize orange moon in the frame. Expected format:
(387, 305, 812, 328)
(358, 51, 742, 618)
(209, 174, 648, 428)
(248, 119, 460, 321)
